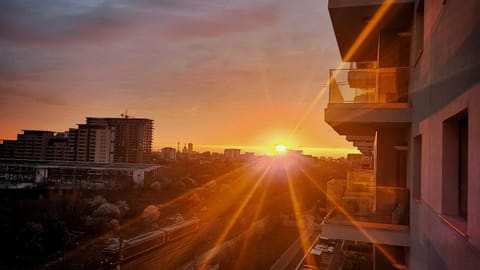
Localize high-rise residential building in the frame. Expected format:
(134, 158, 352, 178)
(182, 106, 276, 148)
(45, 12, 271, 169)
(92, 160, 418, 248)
(67, 124, 113, 163)
(224, 148, 241, 161)
(14, 130, 55, 160)
(86, 117, 153, 163)
(322, 0, 480, 269)
(187, 143, 193, 153)
(46, 133, 68, 161)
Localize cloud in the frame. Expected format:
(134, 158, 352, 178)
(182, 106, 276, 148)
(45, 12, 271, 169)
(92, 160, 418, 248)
(162, 4, 280, 41)
(0, 0, 280, 45)
(0, 88, 67, 106)
(0, 0, 127, 44)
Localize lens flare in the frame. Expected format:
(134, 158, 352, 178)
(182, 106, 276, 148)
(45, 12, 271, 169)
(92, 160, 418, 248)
(275, 144, 287, 153)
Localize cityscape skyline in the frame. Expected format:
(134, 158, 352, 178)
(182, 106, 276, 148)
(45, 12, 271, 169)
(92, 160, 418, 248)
(0, 0, 479, 269)
(0, 0, 356, 157)
(0, 126, 355, 158)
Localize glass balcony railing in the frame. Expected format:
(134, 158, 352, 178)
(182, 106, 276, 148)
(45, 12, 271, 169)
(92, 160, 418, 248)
(329, 68, 409, 104)
(328, 186, 410, 226)
(373, 186, 409, 225)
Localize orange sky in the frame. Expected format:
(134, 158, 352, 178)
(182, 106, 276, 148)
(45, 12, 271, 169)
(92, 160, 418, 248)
(0, 0, 356, 157)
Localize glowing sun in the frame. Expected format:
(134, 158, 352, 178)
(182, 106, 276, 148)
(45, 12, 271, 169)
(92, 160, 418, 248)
(275, 144, 287, 154)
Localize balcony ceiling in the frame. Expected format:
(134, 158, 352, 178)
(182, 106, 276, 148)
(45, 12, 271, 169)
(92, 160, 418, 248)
(328, 0, 414, 62)
(325, 103, 411, 136)
(321, 220, 410, 247)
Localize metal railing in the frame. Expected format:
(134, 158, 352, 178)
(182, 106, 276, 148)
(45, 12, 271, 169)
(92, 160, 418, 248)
(329, 67, 409, 104)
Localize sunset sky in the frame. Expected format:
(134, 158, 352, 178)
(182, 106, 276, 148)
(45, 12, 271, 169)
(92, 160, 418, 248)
(0, 0, 355, 156)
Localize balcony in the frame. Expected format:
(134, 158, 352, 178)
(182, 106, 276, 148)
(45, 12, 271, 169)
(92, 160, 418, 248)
(322, 186, 410, 247)
(328, 0, 414, 62)
(325, 68, 410, 136)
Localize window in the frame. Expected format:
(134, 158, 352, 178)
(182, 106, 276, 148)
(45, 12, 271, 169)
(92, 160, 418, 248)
(413, 135, 422, 200)
(442, 111, 468, 223)
(458, 117, 468, 219)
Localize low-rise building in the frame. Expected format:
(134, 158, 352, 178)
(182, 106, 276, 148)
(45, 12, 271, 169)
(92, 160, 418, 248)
(161, 147, 177, 160)
(0, 159, 163, 189)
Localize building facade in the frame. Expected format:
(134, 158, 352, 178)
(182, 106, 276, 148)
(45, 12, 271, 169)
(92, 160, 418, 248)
(187, 143, 193, 153)
(46, 135, 68, 161)
(14, 130, 55, 160)
(224, 148, 241, 161)
(323, 0, 480, 269)
(161, 147, 177, 160)
(86, 117, 153, 163)
(0, 140, 17, 159)
(67, 124, 113, 163)
(0, 159, 163, 189)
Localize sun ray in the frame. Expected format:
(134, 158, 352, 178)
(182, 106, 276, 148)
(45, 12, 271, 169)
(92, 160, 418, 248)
(198, 163, 272, 270)
(284, 167, 317, 267)
(232, 178, 270, 270)
(144, 174, 262, 268)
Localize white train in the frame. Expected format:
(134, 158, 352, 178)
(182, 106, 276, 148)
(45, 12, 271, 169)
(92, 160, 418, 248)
(101, 218, 200, 265)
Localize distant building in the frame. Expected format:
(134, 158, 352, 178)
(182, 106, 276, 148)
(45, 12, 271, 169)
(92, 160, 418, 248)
(286, 149, 303, 159)
(224, 148, 240, 161)
(161, 147, 176, 160)
(0, 140, 17, 159)
(14, 130, 55, 160)
(86, 117, 153, 163)
(326, 178, 347, 212)
(302, 154, 315, 166)
(0, 159, 162, 189)
(46, 134, 68, 161)
(187, 143, 193, 153)
(346, 153, 372, 169)
(1, 131, 69, 161)
(243, 152, 255, 160)
(67, 124, 113, 163)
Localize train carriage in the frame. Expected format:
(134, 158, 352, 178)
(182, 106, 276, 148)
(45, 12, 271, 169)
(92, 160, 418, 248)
(162, 217, 200, 242)
(101, 218, 200, 266)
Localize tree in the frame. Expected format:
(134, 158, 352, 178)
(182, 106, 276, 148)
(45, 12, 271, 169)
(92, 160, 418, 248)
(142, 205, 160, 223)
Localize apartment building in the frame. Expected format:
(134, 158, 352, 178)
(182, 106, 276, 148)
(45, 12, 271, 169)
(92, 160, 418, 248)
(161, 147, 177, 160)
(224, 148, 241, 161)
(0, 140, 17, 159)
(46, 135, 68, 161)
(14, 130, 55, 160)
(67, 124, 113, 163)
(322, 0, 480, 269)
(86, 117, 153, 163)
(1, 131, 69, 161)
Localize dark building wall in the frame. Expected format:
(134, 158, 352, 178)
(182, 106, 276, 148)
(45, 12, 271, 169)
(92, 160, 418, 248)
(0, 140, 17, 159)
(14, 131, 54, 160)
(375, 127, 407, 187)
